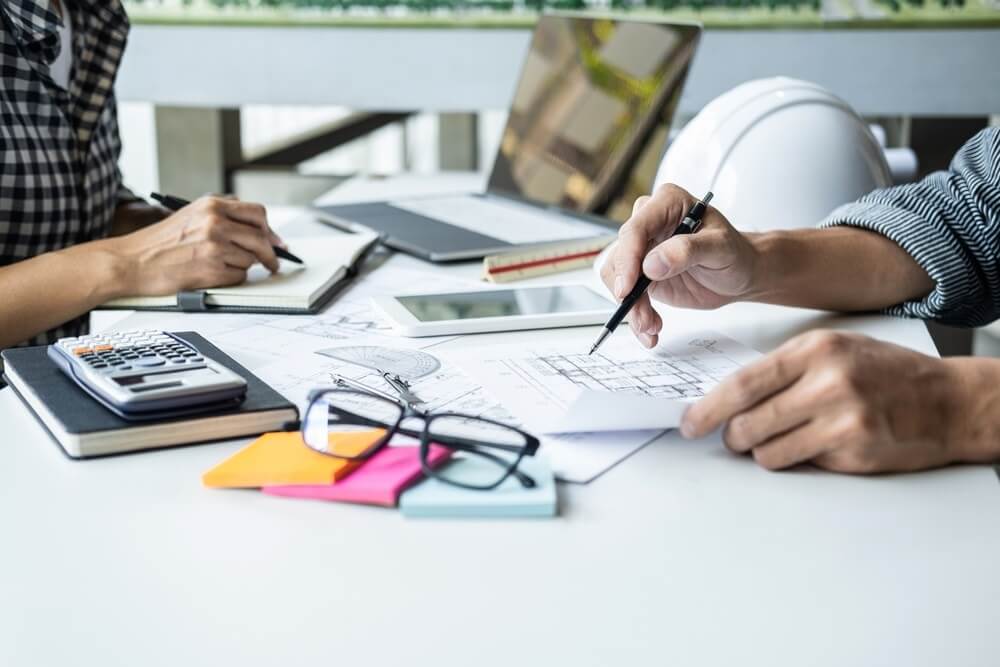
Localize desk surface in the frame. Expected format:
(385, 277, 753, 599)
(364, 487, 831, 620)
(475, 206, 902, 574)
(2, 192, 998, 667)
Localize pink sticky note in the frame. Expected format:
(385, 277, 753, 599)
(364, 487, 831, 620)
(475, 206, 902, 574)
(262, 445, 451, 507)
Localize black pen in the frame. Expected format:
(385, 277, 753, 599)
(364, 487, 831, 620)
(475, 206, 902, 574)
(150, 192, 304, 265)
(589, 191, 714, 356)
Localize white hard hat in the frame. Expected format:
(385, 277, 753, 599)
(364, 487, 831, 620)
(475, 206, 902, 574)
(655, 77, 891, 231)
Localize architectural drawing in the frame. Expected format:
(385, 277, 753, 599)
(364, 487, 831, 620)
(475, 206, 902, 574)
(526, 338, 744, 399)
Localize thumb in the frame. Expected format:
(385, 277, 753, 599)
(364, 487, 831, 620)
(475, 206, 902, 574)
(642, 232, 724, 281)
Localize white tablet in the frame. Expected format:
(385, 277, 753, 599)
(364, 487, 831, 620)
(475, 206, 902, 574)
(371, 284, 616, 337)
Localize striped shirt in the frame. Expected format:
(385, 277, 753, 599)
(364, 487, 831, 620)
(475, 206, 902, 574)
(823, 128, 1000, 327)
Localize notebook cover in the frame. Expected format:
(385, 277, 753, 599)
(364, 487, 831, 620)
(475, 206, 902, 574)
(398, 456, 558, 518)
(1, 332, 298, 456)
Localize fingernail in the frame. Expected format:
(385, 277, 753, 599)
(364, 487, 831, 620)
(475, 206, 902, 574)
(645, 324, 658, 335)
(680, 412, 696, 438)
(643, 253, 669, 279)
(614, 276, 625, 299)
(637, 332, 654, 348)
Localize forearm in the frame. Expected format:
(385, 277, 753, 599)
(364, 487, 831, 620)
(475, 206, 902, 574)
(745, 226, 935, 312)
(0, 241, 129, 348)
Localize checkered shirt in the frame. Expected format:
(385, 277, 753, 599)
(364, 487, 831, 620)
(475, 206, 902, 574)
(0, 1, 130, 348)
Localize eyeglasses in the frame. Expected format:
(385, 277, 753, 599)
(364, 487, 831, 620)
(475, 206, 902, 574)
(301, 371, 540, 490)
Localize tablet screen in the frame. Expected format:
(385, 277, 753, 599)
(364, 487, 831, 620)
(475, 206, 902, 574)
(396, 286, 612, 322)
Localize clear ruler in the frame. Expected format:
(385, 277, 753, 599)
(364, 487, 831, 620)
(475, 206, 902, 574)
(482, 236, 615, 283)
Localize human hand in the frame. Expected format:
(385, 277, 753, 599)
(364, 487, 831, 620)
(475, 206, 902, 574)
(600, 184, 759, 349)
(679, 330, 984, 474)
(107, 196, 286, 297)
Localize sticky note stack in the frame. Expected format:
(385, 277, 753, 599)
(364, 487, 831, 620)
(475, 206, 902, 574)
(399, 456, 557, 518)
(203, 431, 449, 507)
(203, 431, 559, 518)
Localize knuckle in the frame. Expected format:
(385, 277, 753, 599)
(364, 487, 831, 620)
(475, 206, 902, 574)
(199, 197, 223, 214)
(807, 330, 850, 356)
(724, 415, 754, 449)
(656, 182, 685, 198)
(730, 372, 756, 406)
(752, 446, 783, 471)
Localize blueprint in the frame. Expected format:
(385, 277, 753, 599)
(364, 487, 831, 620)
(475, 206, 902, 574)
(447, 332, 760, 433)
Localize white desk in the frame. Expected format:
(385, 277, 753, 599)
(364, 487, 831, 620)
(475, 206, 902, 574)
(2, 187, 998, 667)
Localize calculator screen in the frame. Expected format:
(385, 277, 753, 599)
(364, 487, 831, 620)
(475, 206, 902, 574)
(113, 367, 217, 386)
(396, 285, 612, 322)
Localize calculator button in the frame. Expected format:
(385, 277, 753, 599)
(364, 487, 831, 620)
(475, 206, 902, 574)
(93, 344, 114, 352)
(190, 356, 204, 362)
(135, 358, 166, 367)
(72, 347, 93, 355)
(92, 363, 108, 369)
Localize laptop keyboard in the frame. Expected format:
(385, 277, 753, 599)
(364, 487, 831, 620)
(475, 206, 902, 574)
(388, 195, 604, 245)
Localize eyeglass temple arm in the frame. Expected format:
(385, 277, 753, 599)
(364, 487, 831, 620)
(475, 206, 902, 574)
(423, 435, 536, 488)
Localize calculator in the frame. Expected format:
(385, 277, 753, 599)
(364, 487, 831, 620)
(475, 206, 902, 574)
(48, 330, 247, 419)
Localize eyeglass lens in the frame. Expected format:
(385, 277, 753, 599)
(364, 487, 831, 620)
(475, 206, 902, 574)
(303, 390, 403, 459)
(425, 415, 528, 489)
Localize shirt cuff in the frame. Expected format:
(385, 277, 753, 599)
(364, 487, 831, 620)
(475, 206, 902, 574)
(821, 200, 986, 325)
(116, 184, 144, 207)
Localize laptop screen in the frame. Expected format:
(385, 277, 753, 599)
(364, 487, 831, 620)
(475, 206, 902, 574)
(487, 16, 700, 221)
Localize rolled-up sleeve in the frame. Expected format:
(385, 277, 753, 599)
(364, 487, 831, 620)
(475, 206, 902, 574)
(821, 128, 1000, 327)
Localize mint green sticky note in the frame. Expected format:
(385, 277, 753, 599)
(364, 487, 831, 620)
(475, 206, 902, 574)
(399, 456, 557, 519)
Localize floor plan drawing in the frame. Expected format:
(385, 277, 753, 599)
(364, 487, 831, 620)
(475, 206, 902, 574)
(527, 340, 745, 399)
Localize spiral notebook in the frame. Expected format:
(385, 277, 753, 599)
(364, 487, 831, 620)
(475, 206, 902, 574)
(100, 232, 380, 314)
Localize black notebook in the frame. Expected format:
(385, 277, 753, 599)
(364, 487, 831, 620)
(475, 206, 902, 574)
(1, 332, 299, 459)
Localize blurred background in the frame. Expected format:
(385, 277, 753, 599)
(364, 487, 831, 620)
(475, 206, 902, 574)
(115, 0, 999, 354)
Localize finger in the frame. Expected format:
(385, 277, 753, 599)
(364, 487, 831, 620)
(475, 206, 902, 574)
(681, 344, 809, 439)
(628, 319, 657, 349)
(722, 376, 818, 453)
(216, 199, 288, 247)
(631, 195, 652, 217)
(600, 242, 619, 294)
(217, 199, 267, 228)
(220, 245, 258, 271)
(749, 421, 832, 471)
(642, 229, 730, 281)
(613, 223, 649, 300)
(211, 266, 249, 287)
(211, 219, 280, 273)
(627, 293, 662, 337)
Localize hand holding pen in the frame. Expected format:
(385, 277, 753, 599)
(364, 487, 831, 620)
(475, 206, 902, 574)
(595, 184, 759, 351)
(152, 193, 303, 265)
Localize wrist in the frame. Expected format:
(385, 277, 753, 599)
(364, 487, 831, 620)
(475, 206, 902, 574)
(82, 237, 139, 301)
(942, 357, 1000, 464)
(741, 231, 783, 302)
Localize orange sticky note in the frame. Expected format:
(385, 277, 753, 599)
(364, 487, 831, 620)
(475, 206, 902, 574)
(202, 431, 373, 489)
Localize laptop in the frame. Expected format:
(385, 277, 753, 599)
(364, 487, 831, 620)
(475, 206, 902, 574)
(315, 14, 702, 262)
